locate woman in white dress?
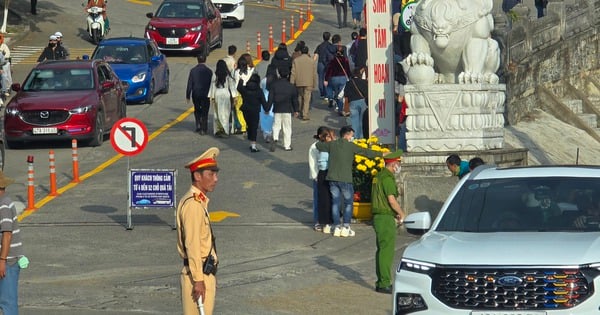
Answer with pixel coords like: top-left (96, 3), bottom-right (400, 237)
top-left (209, 60), bottom-right (237, 137)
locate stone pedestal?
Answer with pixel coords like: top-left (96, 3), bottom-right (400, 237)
top-left (404, 84), bottom-right (507, 152)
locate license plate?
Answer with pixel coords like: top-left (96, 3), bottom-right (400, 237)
top-left (471, 312), bottom-right (547, 315)
top-left (32, 127), bottom-right (58, 135)
top-left (166, 37), bottom-right (179, 45)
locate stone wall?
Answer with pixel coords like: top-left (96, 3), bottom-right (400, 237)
top-left (496, 0), bottom-right (600, 125)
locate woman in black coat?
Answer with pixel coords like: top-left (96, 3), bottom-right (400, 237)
top-left (238, 74), bottom-right (268, 152)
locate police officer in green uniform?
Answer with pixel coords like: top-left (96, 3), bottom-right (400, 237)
top-left (371, 149), bottom-right (405, 294)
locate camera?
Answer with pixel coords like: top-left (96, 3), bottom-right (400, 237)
top-left (202, 255), bottom-right (217, 275)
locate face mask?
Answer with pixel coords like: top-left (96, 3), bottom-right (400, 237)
top-left (49, 43), bottom-right (56, 47)
top-left (394, 164), bottom-right (402, 174)
top-left (348, 136), bottom-right (355, 142)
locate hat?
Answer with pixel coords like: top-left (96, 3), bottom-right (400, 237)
top-left (0, 171), bottom-right (15, 188)
top-left (185, 147), bottom-right (220, 172)
top-left (49, 35), bottom-right (58, 40)
top-left (384, 149), bottom-right (403, 164)
top-left (54, 31), bottom-right (63, 37)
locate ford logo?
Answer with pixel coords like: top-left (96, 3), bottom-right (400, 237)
top-left (497, 276), bottom-right (523, 286)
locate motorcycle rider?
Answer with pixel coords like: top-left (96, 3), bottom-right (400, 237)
top-left (0, 33), bottom-right (12, 98)
top-left (54, 31), bottom-right (70, 59)
top-left (84, 0), bottom-right (109, 34)
top-left (37, 35), bottom-right (68, 62)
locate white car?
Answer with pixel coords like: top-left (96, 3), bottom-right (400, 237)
top-left (394, 165), bottom-right (600, 314)
top-left (213, 0), bottom-right (244, 27)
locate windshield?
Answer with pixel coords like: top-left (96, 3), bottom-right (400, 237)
top-left (93, 45), bottom-right (148, 64)
top-left (23, 68), bottom-right (94, 91)
top-left (436, 177), bottom-right (600, 232)
top-left (156, 3), bottom-right (205, 18)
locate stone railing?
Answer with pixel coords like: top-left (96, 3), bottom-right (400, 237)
top-left (494, 0), bottom-right (600, 125)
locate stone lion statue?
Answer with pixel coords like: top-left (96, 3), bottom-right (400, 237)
top-left (406, 0), bottom-right (500, 84)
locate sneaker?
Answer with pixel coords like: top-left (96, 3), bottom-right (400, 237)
top-left (333, 227), bottom-right (342, 237)
top-left (270, 140), bottom-right (276, 152)
top-left (313, 224), bottom-right (322, 232)
top-left (323, 224), bottom-right (331, 234)
top-left (340, 226), bottom-right (355, 237)
top-left (284, 147), bottom-right (293, 151)
top-left (375, 286), bottom-right (393, 294)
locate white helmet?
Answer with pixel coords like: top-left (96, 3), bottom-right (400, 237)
top-left (54, 31), bottom-right (63, 38)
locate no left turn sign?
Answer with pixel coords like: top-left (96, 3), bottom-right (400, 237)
top-left (110, 118), bottom-right (149, 156)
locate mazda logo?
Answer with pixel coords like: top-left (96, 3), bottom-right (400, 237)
top-left (497, 276), bottom-right (523, 286)
top-left (40, 111), bottom-right (49, 119)
top-left (171, 29), bottom-right (176, 35)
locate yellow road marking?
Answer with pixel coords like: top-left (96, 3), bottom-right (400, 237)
top-left (128, 0), bottom-right (153, 5)
top-left (209, 211), bottom-right (240, 222)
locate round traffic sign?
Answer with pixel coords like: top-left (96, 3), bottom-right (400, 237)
top-left (110, 118), bottom-right (149, 156)
top-left (401, 1), bottom-right (418, 31)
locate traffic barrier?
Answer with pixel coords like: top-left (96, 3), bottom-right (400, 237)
top-left (257, 32), bottom-right (262, 59)
top-left (246, 39), bottom-right (250, 54)
top-left (299, 8), bottom-right (304, 30)
top-left (71, 139), bottom-right (80, 183)
top-left (268, 24), bottom-right (274, 51)
top-left (280, 0), bottom-right (284, 9)
top-left (48, 150), bottom-right (58, 196)
top-left (290, 15), bottom-right (295, 39)
top-left (26, 155), bottom-right (35, 211)
top-left (281, 19), bottom-right (286, 44)
top-left (307, 0), bottom-right (312, 18)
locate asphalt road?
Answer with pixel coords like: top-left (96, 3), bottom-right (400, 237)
top-left (2, 1), bottom-right (420, 314)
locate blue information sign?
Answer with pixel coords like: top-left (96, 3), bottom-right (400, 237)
top-left (129, 169), bottom-right (176, 208)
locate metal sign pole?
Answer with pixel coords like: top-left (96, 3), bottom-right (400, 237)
top-left (126, 157), bottom-right (133, 230)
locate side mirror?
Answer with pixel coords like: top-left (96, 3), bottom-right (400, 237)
top-left (146, 12), bottom-right (154, 18)
top-left (207, 13), bottom-right (216, 19)
top-left (151, 55), bottom-right (161, 62)
top-left (10, 83), bottom-right (20, 92)
top-left (403, 212), bottom-right (432, 236)
top-left (101, 81), bottom-right (115, 90)
top-left (121, 81), bottom-right (130, 90)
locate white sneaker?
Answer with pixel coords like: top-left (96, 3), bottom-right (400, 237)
top-left (333, 227), bottom-right (342, 237)
top-left (323, 224), bottom-right (331, 234)
top-left (340, 226), bottom-right (355, 237)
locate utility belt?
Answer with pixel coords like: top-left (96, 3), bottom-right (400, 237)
top-left (184, 255), bottom-right (218, 276)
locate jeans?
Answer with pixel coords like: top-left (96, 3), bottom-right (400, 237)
top-left (329, 76), bottom-right (347, 113)
top-left (317, 62), bottom-right (326, 97)
top-left (0, 262), bottom-right (20, 315)
top-left (349, 98), bottom-right (367, 139)
top-left (329, 181), bottom-right (354, 226)
top-left (398, 122), bottom-right (407, 151)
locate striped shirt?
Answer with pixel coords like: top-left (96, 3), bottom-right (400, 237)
top-left (0, 196), bottom-right (22, 264)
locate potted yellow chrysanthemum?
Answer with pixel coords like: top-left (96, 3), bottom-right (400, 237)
top-left (352, 136), bottom-right (389, 220)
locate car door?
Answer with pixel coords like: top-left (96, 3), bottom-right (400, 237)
top-left (148, 42), bottom-right (166, 90)
top-left (97, 64), bottom-right (119, 126)
top-left (205, 0), bottom-right (221, 45)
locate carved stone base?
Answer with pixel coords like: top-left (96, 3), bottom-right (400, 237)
top-left (404, 84), bottom-right (507, 152)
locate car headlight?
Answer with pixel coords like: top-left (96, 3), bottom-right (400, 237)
top-left (5, 106), bottom-right (19, 116)
top-left (146, 24), bottom-right (157, 31)
top-left (398, 259), bottom-right (435, 275)
top-left (69, 105), bottom-right (93, 114)
top-left (233, 1), bottom-right (243, 9)
top-left (190, 25), bottom-right (202, 32)
top-left (131, 72), bottom-right (147, 83)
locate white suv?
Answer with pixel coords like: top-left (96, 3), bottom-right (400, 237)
top-left (213, 0), bottom-right (244, 27)
top-left (394, 165), bottom-right (600, 314)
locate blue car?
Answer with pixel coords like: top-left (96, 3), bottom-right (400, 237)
top-left (91, 37), bottom-right (169, 104)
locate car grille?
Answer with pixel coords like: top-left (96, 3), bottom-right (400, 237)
top-left (432, 267), bottom-right (594, 310)
top-left (157, 28), bottom-right (188, 38)
top-left (215, 3), bottom-right (235, 13)
top-left (21, 110), bottom-right (69, 126)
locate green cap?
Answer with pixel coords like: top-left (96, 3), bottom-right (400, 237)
top-left (384, 149), bottom-right (403, 163)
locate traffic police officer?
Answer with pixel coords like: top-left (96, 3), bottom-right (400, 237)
top-left (177, 147), bottom-right (220, 314)
top-left (371, 149), bottom-right (405, 294)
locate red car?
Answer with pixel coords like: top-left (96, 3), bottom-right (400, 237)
top-left (145, 0), bottom-right (223, 56)
top-left (4, 60), bottom-right (127, 148)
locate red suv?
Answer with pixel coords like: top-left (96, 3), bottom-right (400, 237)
top-left (145, 0), bottom-right (223, 56)
top-left (4, 60), bottom-right (127, 148)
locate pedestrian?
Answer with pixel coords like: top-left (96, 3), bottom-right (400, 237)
top-left (259, 64), bottom-right (277, 143)
top-left (270, 43), bottom-right (292, 76)
top-left (316, 128), bottom-right (337, 233)
top-left (354, 28), bottom-right (368, 71)
top-left (534, 0), bottom-right (548, 18)
top-left (291, 41), bottom-right (306, 60)
top-left (316, 126), bottom-right (386, 237)
top-left (469, 157), bottom-right (485, 171)
top-left (237, 74), bottom-right (267, 153)
top-left (347, 31), bottom-right (359, 68)
top-left (255, 50), bottom-right (270, 80)
top-left (290, 45), bottom-right (317, 121)
top-left (222, 45), bottom-right (237, 73)
top-left (0, 34), bottom-right (12, 98)
top-left (30, 0), bottom-right (37, 15)
top-left (208, 60), bottom-right (236, 137)
top-left (309, 126), bottom-right (332, 232)
top-left (37, 35), bottom-right (68, 62)
top-left (84, 0), bottom-right (110, 33)
top-left (324, 48), bottom-right (351, 115)
top-left (446, 154), bottom-right (470, 179)
top-left (177, 148), bottom-right (220, 315)
top-left (313, 32), bottom-right (336, 100)
top-left (331, 0), bottom-right (348, 28)
top-left (186, 54), bottom-right (213, 135)
top-left (54, 32), bottom-right (70, 59)
top-left (371, 149), bottom-right (405, 294)
top-left (232, 55), bottom-right (254, 134)
top-left (331, 34), bottom-right (348, 57)
top-left (343, 67), bottom-right (368, 138)
top-left (0, 171), bottom-right (27, 315)
top-left (395, 63), bottom-right (408, 151)
top-left (267, 67), bottom-right (299, 152)
top-left (349, 0), bottom-right (364, 29)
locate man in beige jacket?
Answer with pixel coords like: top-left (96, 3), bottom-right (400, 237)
top-left (290, 46), bottom-right (318, 121)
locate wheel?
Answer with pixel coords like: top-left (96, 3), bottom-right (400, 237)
top-left (145, 80), bottom-right (154, 104)
top-left (216, 30), bottom-right (223, 49)
top-left (119, 98), bottom-right (127, 118)
top-left (89, 113), bottom-right (104, 147)
top-left (234, 21), bottom-right (242, 28)
top-left (5, 140), bottom-right (22, 150)
top-left (161, 70), bottom-right (170, 94)
top-left (92, 28), bottom-right (101, 45)
top-left (0, 141), bottom-right (5, 170)
top-left (201, 39), bottom-right (210, 58)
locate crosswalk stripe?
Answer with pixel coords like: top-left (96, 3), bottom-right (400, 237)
top-left (10, 46), bottom-right (95, 65)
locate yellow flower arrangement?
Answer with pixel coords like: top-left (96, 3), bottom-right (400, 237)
top-left (352, 136), bottom-right (390, 202)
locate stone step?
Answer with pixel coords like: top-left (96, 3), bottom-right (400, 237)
top-left (579, 113), bottom-right (598, 128)
top-left (564, 99), bottom-right (583, 114)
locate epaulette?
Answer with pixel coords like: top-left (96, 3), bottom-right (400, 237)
top-left (194, 192), bottom-right (207, 203)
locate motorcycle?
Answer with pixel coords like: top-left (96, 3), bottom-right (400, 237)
top-left (85, 6), bottom-right (106, 44)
